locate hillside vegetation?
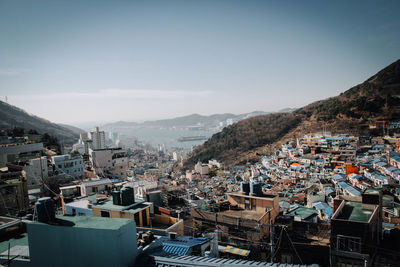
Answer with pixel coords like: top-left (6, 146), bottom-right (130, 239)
top-left (0, 101), bottom-right (79, 144)
top-left (185, 113), bottom-right (302, 166)
top-left (185, 59), bottom-right (400, 166)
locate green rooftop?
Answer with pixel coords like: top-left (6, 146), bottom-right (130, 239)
top-left (287, 206), bottom-right (318, 219)
top-left (0, 234), bottom-right (28, 254)
top-left (336, 201), bottom-right (374, 223)
top-left (30, 215), bottom-right (133, 230)
top-left (92, 199), bottom-right (144, 211)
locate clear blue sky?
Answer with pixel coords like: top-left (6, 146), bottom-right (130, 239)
top-left (0, 0), bottom-right (399, 125)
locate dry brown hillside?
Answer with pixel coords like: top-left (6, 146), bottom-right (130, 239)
top-left (184, 59), bottom-right (400, 167)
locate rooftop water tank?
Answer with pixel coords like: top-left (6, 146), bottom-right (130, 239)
top-left (35, 197), bottom-right (55, 223)
top-left (121, 186), bottom-right (135, 206)
top-left (112, 190), bottom-right (121, 205)
top-left (250, 182), bottom-right (262, 196)
top-left (240, 181), bottom-right (250, 195)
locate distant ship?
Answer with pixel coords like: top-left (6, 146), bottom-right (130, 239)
top-left (177, 136), bottom-right (207, 142)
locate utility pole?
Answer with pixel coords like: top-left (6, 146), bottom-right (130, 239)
top-left (39, 156), bottom-right (45, 196)
top-left (270, 219), bottom-right (274, 263)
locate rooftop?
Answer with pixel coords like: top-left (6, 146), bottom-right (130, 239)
top-left (335, 201), bottom-right (374, 223)
top-left (227, 192), bottom-right (277, 200)
top-left (30, 215), bottom-right (133, 230)
top-left (92, 199), bottom-right (145, 212)
top-left (0, 234), bottom-right (28, 255)
top-left (287, 206), bottom-right (318, 220)
top-left (82, 178), bottom-right (112, 187)
top-left (219, 210), bottom-right (266, 221)
top-left (151, 254), bottom-right (319, 267)
top-left (161, 236), bottom-right (210, 249)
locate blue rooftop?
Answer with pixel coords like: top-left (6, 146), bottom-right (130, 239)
top-left (312, 201), bottom-right (333, 217)
top-left (324, 187), bottom-right (335, 195)
top-left (338, 181), bottom-right (361, 196)
top-left (161, 236), bottom-right (211, 256)
top-left (332, 174), bottom-right (345, 181)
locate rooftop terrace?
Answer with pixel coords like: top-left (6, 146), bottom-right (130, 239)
top-left (30, 215), bottom-right (133, 230)
top-left (335, 201), bottom-right (374, 223)
top-left (92, 199), bottom-right (145, 211)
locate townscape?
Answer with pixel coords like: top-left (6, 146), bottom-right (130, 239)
top-left (1, 1), bottom-right (400, 267)
top-left (1, 122), bottom-right (400, 266)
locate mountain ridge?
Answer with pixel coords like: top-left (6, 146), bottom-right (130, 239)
top-left (184, 59), bottom-right (400, 166)
top-left (0, 101), bottom-right (79, 144)
top-left (101, 111), bottom-right (271, 130)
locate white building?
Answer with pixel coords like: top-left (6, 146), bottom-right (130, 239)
top-left (0, 142), bottom-right (43, 167)
top-left (89, 148), bottom-right (128, 179)
top-left (72, 143), bottom-right (85, 155)
top-left (88, 126), bottom-right (106, 150)
top-left (52, 154), bottom-right (84, 178)
top-left (75, 133), bottom-right (93, 155)
top-left (195, 162), bottom-right (209, 176)
top-left (81, 178), bottom-right (112, 195)
top-left (23, 156), bottom-right (48, 188)
top-left (109, 132), bottom-right (118, 146)
top-left (172, 152), bottom-right (178, 161)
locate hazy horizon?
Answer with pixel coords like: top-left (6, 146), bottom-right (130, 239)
top-left (1, 0), bottom-right (399, 125)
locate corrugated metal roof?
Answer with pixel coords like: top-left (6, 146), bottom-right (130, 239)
top-left (163, 245), bottom-right (190, 255)
top-left (153, 254), bottom-right (319, 267)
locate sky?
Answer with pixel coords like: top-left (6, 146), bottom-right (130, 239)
top-left (0, 0), bottom-right (399, 126)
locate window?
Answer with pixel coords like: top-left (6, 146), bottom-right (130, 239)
top-left (100, 211), bottom-right (110, 217)
top-left (337, 235), bottom-right (361, 253)
top-left (245, 199), bottom-right (250, 210)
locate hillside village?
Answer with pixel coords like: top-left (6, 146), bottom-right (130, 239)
top-left (1, 59), bottom-right (400, 267)
top-left (1, 121), bottom-right (400, 266)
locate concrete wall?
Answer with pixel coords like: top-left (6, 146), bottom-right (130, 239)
top-left (24, 157), bottom-right (48, 187)
top-left (27, 218), bottom-right (137, 267)
top-left (112, 157), bottom-right (128, 179)
top-left (65, 203), bottom-right (94, 217)
top-left (90, 150), bottom-right (113, 170)
top-left (227, 194), bottom-right (279, 219)
top-left (52, 155), bottom-right (84, 178)
top-left (92, 206), bottom-right (150, 226)
top-left (165, 218), bottom-right (184, 236)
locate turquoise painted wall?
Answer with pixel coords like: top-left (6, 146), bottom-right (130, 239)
top-left (27, 217), bottom-right (137, 267)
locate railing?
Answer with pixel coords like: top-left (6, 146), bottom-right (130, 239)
top-left (192, 208), bottom-right (261, 228)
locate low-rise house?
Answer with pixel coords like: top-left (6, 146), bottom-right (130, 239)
top-left (52, 154), bottom-right (84, 178)
top-left (23, 156), bottom-right (48, 188)
top-left (81, 178), bottom-right (112, 195)
top-left (286, 206), bottom-right (319, 223)
top-left (0, 165), bottom-right (29, 216)
top-left (158, 234), bottom-right (212, 256)
top-left (330, 189), bottom-right (382, 267)
top-left (312, 201), bottom-right (333, 220)
top-left (337, 182), bottom-right (361, 197)
top-left (331, 173), bottom-right (346, 184)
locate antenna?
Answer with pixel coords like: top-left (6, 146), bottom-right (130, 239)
top-left (5, 96), bottom-right (8, 103)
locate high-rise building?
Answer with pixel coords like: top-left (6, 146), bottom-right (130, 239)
top-left (89, 126), bottom-right (105, 150)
